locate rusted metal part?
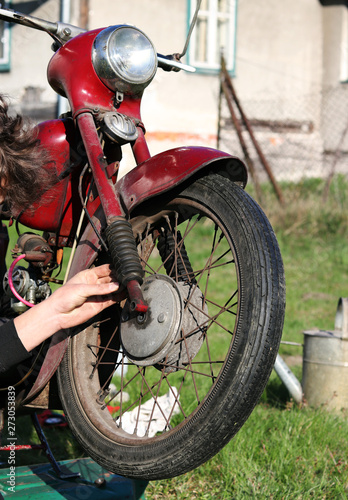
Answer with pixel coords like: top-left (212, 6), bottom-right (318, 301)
top-left (126, 280), bottom-right (148, 313)
top-left (77, 112), bottom-right (124, 222)
top-left (106, 160), bottom-right (120, 180)
top-left (221, 78), bottom-right (263, 203)
top-left (14, 233), bottom-right (53, 267)
top-left (20, 252), bottom-right (47, 263)
top-left (220, 56), bottom-right (284, 205)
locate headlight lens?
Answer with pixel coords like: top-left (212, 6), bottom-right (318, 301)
top-left (92, 26), bottom-right (157, 95)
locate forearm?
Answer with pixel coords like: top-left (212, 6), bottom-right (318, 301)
top-left (13, 296), bottom-right (62, 352)
top-left (0, 320), bottom-right (32, 372)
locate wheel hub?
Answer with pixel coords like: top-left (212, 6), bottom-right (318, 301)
top-left (120, 275), bottom-right (183, 366)
top-left (120, 274), bottom-right (207, 370)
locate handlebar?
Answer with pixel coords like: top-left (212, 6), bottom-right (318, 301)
top-left (0, 6), bottom-right (196, 73)
top-left (157, 54), bottom-right (196, 73)
top-left (0, 6), bottom-right (85, 44)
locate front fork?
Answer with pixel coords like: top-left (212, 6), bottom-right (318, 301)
top-left (76, 111), bottom-right (148, 313)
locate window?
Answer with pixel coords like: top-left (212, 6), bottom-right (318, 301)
top-left (188, 0), bottom-right (237, 74)
top-left (0, 2), bottom-right (11, 71)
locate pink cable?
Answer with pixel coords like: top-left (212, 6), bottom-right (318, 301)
top-left (8, 254), bottom-right (34, 308)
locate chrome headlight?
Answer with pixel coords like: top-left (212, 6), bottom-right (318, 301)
top-left (92, 26), bottom-right (157, 95)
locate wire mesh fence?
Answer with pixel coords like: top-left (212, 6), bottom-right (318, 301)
top-left (218, 82), bottom-right (348, 185)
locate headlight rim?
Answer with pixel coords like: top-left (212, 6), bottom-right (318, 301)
top-left (92, 25), bottom-right (158, 95)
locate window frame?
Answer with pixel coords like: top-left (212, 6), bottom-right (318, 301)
top-left (0, 1), bottom-right (11, 72)
top-left (187, 0), bottom-right (237, 75)
top-left (340, 7), bottom-right (348, 82)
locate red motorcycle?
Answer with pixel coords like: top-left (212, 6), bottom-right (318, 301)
top-left (0, 5), bottom-right (285, 480)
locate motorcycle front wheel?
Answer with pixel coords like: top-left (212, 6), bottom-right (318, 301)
top-left (57, 174), bottom-right (285, 480)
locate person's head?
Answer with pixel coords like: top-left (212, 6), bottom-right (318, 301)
top-left (0, 95), bottom-right (57, 214)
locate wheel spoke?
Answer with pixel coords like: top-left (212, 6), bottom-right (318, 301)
top-left (115, 208), bottom-right (239, 424)
top-left (72, 194), bottom-right (240, 439)
top-left (57, 176), bottom-right (285, 480)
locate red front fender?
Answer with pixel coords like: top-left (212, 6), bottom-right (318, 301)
top-left (117, 146), bottom-right (247, 214)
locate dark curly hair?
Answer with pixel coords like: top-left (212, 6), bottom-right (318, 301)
top-left (0, 95), bottom-right (57, 215)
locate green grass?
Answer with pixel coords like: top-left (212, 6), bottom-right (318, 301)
top-left (147, 401), bottom-right (348, 499)
top-left (1, 176), bottom-right (348, 498)
top-left (260, 176), bottom-right (348, 358)
top-left (147, 177), bottom-right (348, 498)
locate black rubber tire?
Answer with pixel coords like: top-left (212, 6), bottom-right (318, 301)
top-left (57, 175), bottom-right (285, 480)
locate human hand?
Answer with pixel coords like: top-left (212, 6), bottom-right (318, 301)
top-left (49, 264), bottom-right (119, 330)
top-left (14, 264), bottom-right (120, 353)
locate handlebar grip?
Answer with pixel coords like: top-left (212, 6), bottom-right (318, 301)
top-left (157, 54), bottom-right (196, 73)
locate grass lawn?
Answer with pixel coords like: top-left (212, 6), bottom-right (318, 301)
top-left (146, 177), bottom-right (348, 499)
top-left (1, 176), bottom-right (348, 498)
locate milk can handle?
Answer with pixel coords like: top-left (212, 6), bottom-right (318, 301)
top-left (334, 297), bottom-right (348, 340)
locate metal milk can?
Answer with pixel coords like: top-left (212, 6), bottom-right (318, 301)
top-left (302, 297), bottom-right (348, 410)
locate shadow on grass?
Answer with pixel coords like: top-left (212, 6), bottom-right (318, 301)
top-left (261, 365), bottom-right (302, 409)
top-left (261, 378), bottom-right (292, 408)
top-left (0, 414), bottom-right (86, 468)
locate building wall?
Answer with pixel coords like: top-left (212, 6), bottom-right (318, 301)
top-left (1, 0), bottom-right (60, 118)
top-left (1, 1), bottom-right (347, 178)
top-left (236, 0), bottom-right (323, 122)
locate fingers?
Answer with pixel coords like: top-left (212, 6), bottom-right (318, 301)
top-left (76, 281), bottom-right (119, 300)
top-left (85, 294), bottom-right (118, 308)
top-left (68, 264), bottom-right (117, 286)
top-left (89, 264), bottom-right (113, 278)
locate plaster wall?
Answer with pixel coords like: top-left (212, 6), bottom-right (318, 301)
top-left (1, 0), bottom-right (59, 113)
